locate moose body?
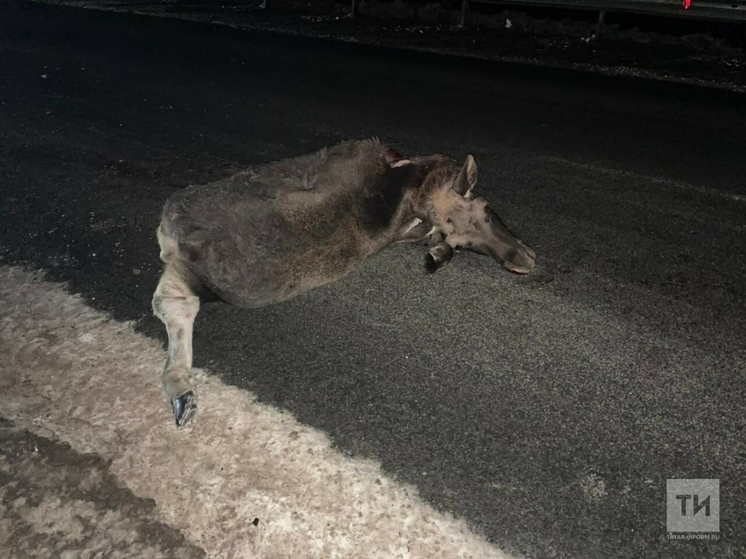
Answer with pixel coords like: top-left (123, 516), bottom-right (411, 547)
top-left (154, 139), bottom-right (535, 427)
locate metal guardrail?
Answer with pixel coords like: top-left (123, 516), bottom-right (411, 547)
top-left (350, 0), bottom-right (746, 24)
top-left (477, 0), bottom-right (746, 22)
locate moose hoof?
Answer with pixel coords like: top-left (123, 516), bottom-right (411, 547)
top-left (425, 241), bottom-right (454, 274)
top-left (425, 253), bottom-right (438, 274)
top-left (172, 390), bottom-right (197, 429)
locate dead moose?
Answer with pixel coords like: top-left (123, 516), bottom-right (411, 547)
top-left (153, 139), bottom-right (536, 428)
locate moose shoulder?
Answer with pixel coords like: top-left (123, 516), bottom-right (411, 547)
top-left (153, 139), bottom-right (536, 428)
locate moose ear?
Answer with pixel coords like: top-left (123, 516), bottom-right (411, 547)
top-left (384, 148), bottom-right (402, 164)
top-left (385, 148), bottom-right (412, 168)
top-left (453, 154), bottom-right (478, 199)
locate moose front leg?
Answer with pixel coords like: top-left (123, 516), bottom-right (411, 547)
top-left (152, 265), bottom-right (200, 428)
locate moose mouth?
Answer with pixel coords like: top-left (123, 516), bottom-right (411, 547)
top-left (487, 239), bottom-right (536, 274)
top-left (480, 207), bottom-right (536, 274)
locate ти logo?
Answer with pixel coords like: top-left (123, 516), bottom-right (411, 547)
top-left (675, 493), bottom-right (711, 517)
top-left (667, 479), bottom-right (720, 534)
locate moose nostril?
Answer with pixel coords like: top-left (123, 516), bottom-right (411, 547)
top-left (517, 240), bottom-right (536, 261)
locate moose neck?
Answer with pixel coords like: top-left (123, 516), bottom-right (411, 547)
top-left (352, 163), bottom-right (424, 248)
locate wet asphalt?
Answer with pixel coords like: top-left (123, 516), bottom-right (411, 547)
top-left (1, 2), bottom-right (745, 558)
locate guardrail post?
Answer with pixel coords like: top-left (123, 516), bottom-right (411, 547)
top-left (460, 0), bottom-right (470, 27)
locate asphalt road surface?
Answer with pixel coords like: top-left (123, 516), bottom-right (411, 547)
top-left (1, 2), bottom-right (745, 558)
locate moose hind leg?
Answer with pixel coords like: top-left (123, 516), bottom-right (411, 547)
top-left (153, 265), bottom-right (200, 428)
